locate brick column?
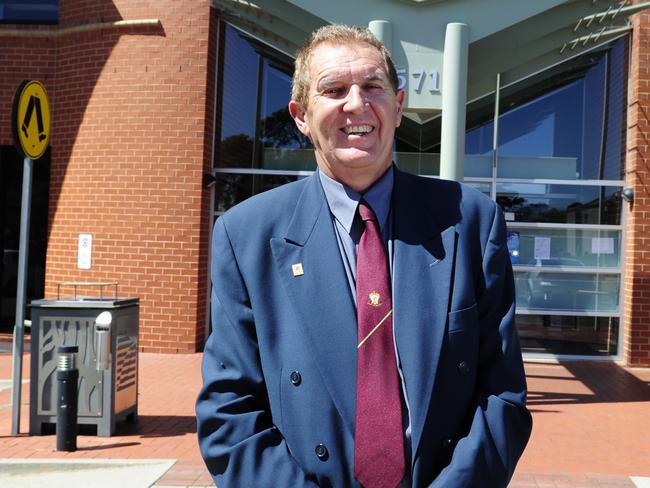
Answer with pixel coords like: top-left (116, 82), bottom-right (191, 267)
top-left (43, 0), bottom-right (215, 353)
top-left (624, 12), bottom-right (650, 366)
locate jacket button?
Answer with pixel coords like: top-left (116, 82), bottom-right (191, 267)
top-left (458, 361), bottom-right (470, 375)
top-left (315, 443), bottom-right (329, 461)
top-left (290, 371), bottom-right (302, 386)
top-left (442, 438), bottom-right (454, 449)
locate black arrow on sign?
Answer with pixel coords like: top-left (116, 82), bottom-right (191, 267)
top-left (21, 95), bottom-right (47, 142)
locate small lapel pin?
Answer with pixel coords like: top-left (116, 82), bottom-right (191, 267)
top-left (292, 263), bottom-right (304, 276)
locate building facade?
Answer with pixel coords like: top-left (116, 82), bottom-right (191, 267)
top-left (1, 0), bottom-right (649, 365)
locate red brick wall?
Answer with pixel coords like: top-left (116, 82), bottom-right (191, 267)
top-left (59, 0), bottom-right (123, 25)
top-left (0, 0), bottom-right (216, 352)
top-left (625, 13), bottom-right (650, 366)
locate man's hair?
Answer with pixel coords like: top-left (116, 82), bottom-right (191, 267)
top-left (291, 24), bottom-right (399, 107)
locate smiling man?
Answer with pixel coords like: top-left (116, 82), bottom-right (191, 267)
top-left (197, 25), bottom-right (532, 488)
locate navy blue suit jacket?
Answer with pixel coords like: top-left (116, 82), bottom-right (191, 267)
top-left (196, 168), bottom-right (532, 487)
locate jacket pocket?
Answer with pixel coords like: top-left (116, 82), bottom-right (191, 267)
top-left (447, 302), bottom-right (478, 333)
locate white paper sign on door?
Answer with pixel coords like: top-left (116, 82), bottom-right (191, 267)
top-left (534, 237), bottom-right (551, 260)
top-left (591, 237), bottom-right (614, 254)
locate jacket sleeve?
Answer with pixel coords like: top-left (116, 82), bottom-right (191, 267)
top-left (429, 203), bottom-right (533, 488)
top-left (196, 217), bottom-right (320, 487)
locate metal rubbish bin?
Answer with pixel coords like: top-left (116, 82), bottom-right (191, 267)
top-left (29, 283), bottom-right (139, 437)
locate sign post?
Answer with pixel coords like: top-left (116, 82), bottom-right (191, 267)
top-left (10, 80), bottom-right (51, 435)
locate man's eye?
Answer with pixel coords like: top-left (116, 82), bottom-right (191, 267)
top-left (324, 87), bottom-right (343, 95)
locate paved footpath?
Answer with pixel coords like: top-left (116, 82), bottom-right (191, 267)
top-left (1, 348), bottom-right (649, 487)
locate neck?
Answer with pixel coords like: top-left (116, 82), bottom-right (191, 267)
top-left (318, 163), bottom-right (392, 193)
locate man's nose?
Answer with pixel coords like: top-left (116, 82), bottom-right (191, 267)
top-left (343, 85), bottom-right (365, 113)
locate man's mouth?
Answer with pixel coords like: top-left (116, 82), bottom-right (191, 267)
top-left (343, 125), bottom-right (374, 136)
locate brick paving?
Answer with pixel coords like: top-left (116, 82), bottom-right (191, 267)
top-left (0, 350), bottom-right (211, 486)
top-left (510, 361), bottom-right (650, 487)
top-left (1, 349), bottom-right (649, 487)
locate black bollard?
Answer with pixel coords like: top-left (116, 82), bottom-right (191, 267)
top-left (56, 345), bottom-right (78, 452)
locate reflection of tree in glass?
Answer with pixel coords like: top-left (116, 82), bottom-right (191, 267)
top-left (497, 195), bottom-right (525, 209)
top-left (601, 192), bottom-right (621, 225)
top-left (521, 203), bottom-right (565, 222)
top-left (497, 195), bottom-right (565, 222)
top-left (219, 134), bottom-right (254, 167)
top-left (216, 173), bottom-right (299, 213)
top-left (216, 173), bottom-right (252, 213)
top-left (219, 108), bottom-right (311, 168)
top-left (261, 108), bottom-right (312, 149)
top-left (497, 195), bottom-right (526, 216)
top-left (498, 187), bottom-right (622, 225)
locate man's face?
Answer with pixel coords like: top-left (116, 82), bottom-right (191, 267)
top-left (289, 42), bottom-right (404, 191)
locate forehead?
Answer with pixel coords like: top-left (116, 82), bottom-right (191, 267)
top-left (307, 42), bottom-right (387, 86)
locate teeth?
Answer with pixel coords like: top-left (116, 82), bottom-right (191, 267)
top-left (344, 125), bottom-right (373, 135)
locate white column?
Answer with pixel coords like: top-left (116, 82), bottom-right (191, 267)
top-left (440, 22), bottom-right (469, 182)
top-left (368, 20), bottom-right (392, 52)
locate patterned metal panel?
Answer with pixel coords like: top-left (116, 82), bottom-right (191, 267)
top-left (36, 316), bottom-right (103, 417)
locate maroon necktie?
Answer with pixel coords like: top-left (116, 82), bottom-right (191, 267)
top-left (354, 200), bottom-right (405, 488)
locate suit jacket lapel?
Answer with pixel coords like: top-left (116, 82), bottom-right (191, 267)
top-left (270, 173), bottom-right (358, 435)
top-left (392, 169), bottom-right (457, 461)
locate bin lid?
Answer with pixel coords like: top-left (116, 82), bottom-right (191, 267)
top-left (29, 297), bottom-right (139, 309)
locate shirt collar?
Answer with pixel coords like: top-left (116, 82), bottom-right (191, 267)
top-left (318, 166), bottom-right (394, 233)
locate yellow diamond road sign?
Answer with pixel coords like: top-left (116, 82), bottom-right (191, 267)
top-left (12, 80), bottom-right (51, 160)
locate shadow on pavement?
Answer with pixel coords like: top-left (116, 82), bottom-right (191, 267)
top-left (77, 441), bottom-right (142, 451)
top-left (526, 361), bottom-right (650, 407)
top-left (115, 415), bottom-right (197, 438)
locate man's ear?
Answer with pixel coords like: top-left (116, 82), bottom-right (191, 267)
top-left (395, 90), bottom-right (405, 128)
top-left (289, 100), bottom-right (311, 137)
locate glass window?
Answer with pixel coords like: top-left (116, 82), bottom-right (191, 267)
top-left (394, 115), bottom-right (441, 176)
top-left (507, 228), bottom-right (621, 268)
top-left (498, 81), bottom-right (585, 179)
top-left (215, 23), bottom-right (315, 214)
top-left (260, 60), bottom-right (313, 171)
top-left (0, 0), bottom-right (58, 24)
top-left (600, 39), bottom-right (628, 181)
top-left (215, 173), bottom-right (301, 213)
top-left (497, 183), bottom-right (621, 225)
top-left (464, 92), bottom-right (496, 178)
top-left (496, 38), bottom-right (628, 357)
top-left (496, 38), bottom-right (627, 181)
top-left (217, 24), bottom-right (315, 173)
top-left (394, 151), bottom-right (439, 176)
top-left (515, 271), bottom-right (619, 313)
top-left (517, 315), bottom-right (618, 356)
top-left (218, 25), bottom-right (260, 168)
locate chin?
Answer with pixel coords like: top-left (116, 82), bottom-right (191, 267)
top-left (335, 148), bottom-right (380, 166)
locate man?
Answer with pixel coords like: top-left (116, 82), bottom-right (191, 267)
top-left (196, 24), bottom-right (532, 487)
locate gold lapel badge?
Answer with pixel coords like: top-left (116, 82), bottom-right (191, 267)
top-left (368, 291), bottom-right (382, 307)
top-left (292, 263), bottom-right (304, 277)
